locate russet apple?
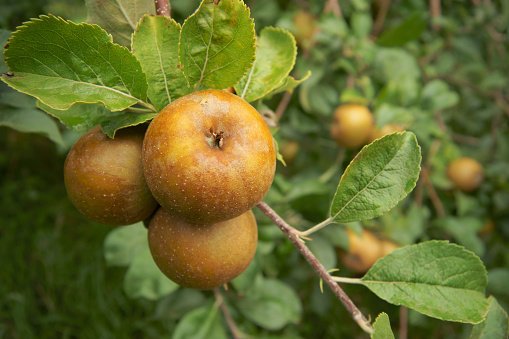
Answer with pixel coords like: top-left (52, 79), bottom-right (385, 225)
top-left (64, 126), bottom-right (158, 225)
top-left (148, 208), bottom-right (258, 289)
top-left (142, 90), bottom-right (276, 224)
top-left (330, 104), bottom-right (374, 149)
top-left (447, 157), bottom-right (484, 192)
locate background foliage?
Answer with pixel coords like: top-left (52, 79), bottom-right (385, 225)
top-left (1, 0), bottom-right (509, 338)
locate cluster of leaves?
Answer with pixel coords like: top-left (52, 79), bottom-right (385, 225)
top-left (1, 0), bottom-right (509, 338)
top-left (1, 0), bottom-right (306, 138)
top-left (266, 0), bottom-right (509, 337)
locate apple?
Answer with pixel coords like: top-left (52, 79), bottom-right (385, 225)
top-left (64, 126), bottom-right (158, 225)
top-left (280, 140), bottom-right (300, 164)
top-left (148, 208), bottom-right (258, 289)
top-left (330, 104), bottom-right (374, 149)
top-left (447, 157), bottom-right (484, 192)
top-left (293, 10), bottom-right (317, 49)
top-left (368, 124), bottom-right (404, 142)
top-left (340, 229), bottom-right (399, 273)
top-left (143, 90), bottom-right (276, 224)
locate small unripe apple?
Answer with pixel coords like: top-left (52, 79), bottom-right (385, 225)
top-left (143, 90), bottom-right (276, 224)
top-left (330, 104), bottom-right (374, 149)
top-left (447, 157), bottom-right (484, 192)
top-left (340, 229), bottom-right (383, 273)
top-left (293, 10), bottom-right (317, 49)
top-left (368, 124), bottom-right (404, 142)
top-left (148, 208), bottom-right (258, 289)
top-left (64, 126), bottom-right (158, 225)
top-left (380, 239), bottom-right (399, 257)
top-left (280, 140), bottom-right (300, 164)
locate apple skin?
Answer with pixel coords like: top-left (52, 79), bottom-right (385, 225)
top-left (293, 10), bottom-right (317, 49)
top-left (64, 126), bottom-right (158, 225)
top-left (148, 208), bottom-right (258, 289)
top-left (368, 124), bottom-right (404, 142)
top-left (330, 104), bottom-right (374, 149)
top-left (447, 157), bottom-right (484, 192)
top-left (143, 90), bottom-right (276, 224)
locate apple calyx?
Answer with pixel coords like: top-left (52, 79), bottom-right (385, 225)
top-left (207, 128), bottom-right (224, 149)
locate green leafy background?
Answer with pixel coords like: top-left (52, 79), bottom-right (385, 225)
top-left (1, 0), bottom-right (509, 338)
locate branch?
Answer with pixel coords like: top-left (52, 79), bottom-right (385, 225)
top-left (323, 0), bottom-right (342, 17)
top-left (429, 0), bottom-right (441, 31)
top-left (213, 288), bottom-right (243, 339)
top-left (256, 202), bottom-right (374, 334)
top-left (399, 306), bottom-right (408, 339)
top-left (422, 168), bottom-right (446, 218)
top-left (155, 0), bottom-right (171, 17)
top-left (275, 91), bottom-right (293, 121)
top-left (372, 0), bottom-right (391, 38)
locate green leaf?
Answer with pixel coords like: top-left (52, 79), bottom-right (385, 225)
top-left (2, 15), bottom-right (148, 112)
top-left (267, 71), bottom-right (311, 97)
top-left (173, 304), bottom-right (227, 339)
top-left (488, 269), bottom-right (509, 298)
top-left (439, 217), bottom-right (485, 256)
top-left (374, 48), bottom-right (420, 82)
top-left (85, 0), bottom-right (155, 46)
top-left (132, 15), bottom-right (191, 110)
top-left (104, 223), bottom-right (178, 300)
top-left (179, 0), bottom-right (255, 90)
top-left (0, 107), bottom-right (64, 145)
top-left (237, 277), bottom-right (302, 330)
top-left (235, 27), bottom-right (296, 102)
top-left (470, 297), bottom-right (509, 339)
top-left (308, 236), bottom-right (337, 270)
top-left (123, 237), bottom-right (178, 300)
top-left (0, 29), bottom-right (9, 73)
top-left (100, 111), bottom-right (155, 138)
top-left (371, 313), bottom-right (395, 339)
top-left (103, 222), bottom-right (147, 267)
top-left (330, 132), bottom-right (421, 223)
top-left (377, 13), bottom-right (426, 47)
top-left (38, 102), bottom-right (155, 138)
top-left (351, 12), bottom-right (372, 38)
top-left (421, 80), bottom-right (459, 111)
top-left (362, 241), bottom-right (489, 324)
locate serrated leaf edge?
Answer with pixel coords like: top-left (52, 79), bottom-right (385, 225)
top-left (3, 15), bottom-right (150, 111)
top-left (330, 131), bottom-right (422, 222)
top-left (178, 0), bottom-right (256, 90)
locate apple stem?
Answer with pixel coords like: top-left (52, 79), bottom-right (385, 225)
top-left (256, 202), bottom-right (374, 335)
top-left (213, 288), bottom-right (243, 339)
top-left (331, 276), bottom-right (363, 285)
top-left (300, 217), bottom-right (334, 237)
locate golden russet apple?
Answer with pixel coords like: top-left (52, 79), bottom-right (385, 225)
top-left (148, 208), bottom-right (258, 289)
top-left (64, 126), bottom-right (158, 225)
top-left (142, 90), bottom-right (276, 224)
top-left (340, 229), bottom-right (399, 273)
top-left (447, 157), bottom-right (484, 192)
top-left (330, 104), bottom-right (374, 149)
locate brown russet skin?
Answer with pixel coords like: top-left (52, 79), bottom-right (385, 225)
top-left (330, 104), bottom-right (374, 149)
top-left (340, 229), bottom-right (399, 273)
top-left (447, 157), bottom-right (484, 192)
top-left (148, 208), bottom-right (258, 289)
top-left (143, 90), bottom-right (276, 224)
top-left (64, 126), bottom-right (158, 225)
top-left (368, 124), bottom-right (404, 142)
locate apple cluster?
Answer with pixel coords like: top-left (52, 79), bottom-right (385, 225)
top-left (64, 90), bottom-right (277, 289)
